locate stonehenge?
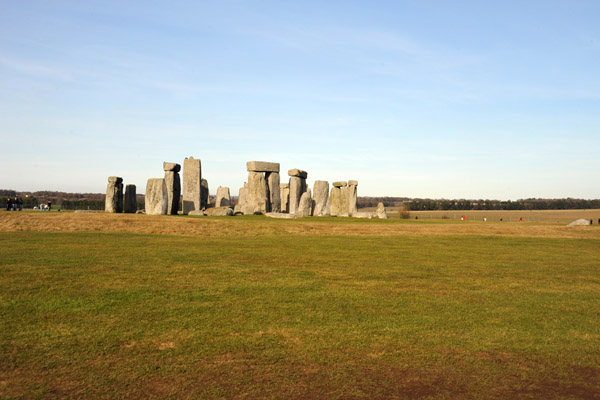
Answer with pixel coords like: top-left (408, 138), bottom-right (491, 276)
top-left (182, 156), bottom-right (202, 215)
top-left (215, 186), bottom-right (231, 207)
top-left (105, 176), bottom-right (123, 213)
top-left (124, 184), bottom-right (137, 213)
top-left (376, 202), bottom-right (388, 219)
top-left (105, 156), bottom-right (368, 219)
top-left (163, 162), bottom-right (181, 215)
top-left (288, 168), bottom-right (307, 215)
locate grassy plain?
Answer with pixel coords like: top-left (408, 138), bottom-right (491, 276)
top-left (1, 211), bottom-right (599, 399)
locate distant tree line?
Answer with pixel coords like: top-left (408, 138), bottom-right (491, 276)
top-left (406, 198), bottom-right (600, 211)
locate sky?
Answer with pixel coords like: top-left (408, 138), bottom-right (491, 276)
top-left (1, 1), bottom-right (599, 200)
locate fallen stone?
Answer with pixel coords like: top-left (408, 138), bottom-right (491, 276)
top-left (204, 207), bottom-right (233, 216)
top-left (136, 210), bottom-right (145, 214)
top-left (567, 219), bottom-right (590, 226)
top-left (353, 212), bottom-right (374, 219)
top-left (182, 156), bottom-right (202, 215)
top-left (163, 162), bottom-right (181, 172)
top-left (145, 178), bottom-right (168, 215)
top-left (105, 176), bottom-right (123, 213)
top-left (288, 168), bottom-right (308, 179)
top-left (124, 184), bottom-right (137, 213)
top-left (312, 180), bottom-right (329, 217)
top-left (332, 181), bottom-right (347, 188)
top-left (376, 202), bottom-right (388, 219)
top-left (246, 161), bottom-right (280, 172)
top-left (188, 210), bottom-right (205, 216)
top-left (215, 186), bottom-right (231, 207)
top-left (266, 212), bottom-right (297, 219)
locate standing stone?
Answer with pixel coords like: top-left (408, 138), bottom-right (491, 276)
top-left (339, 186), bottom-right (350, 217)
top-left (182, 156), bottom-right (202, 215)
top-left (347, 180), bottom-right (358, 215)
top-left (145, 178), bottom-right (168, 215)
top-left (247, 171), bottom-right (269, 214)
top-left (105, 176), bottom-right (123, 213)
top-left (234, 186), bottom-right (249, 215)
top-left (266, 172), bottom-right (281, 212)
top-left (124, 184), bottom-right (137, 213)
top-left (288, 169), bottom-right (307, 215)
top-left (296, 189), bottom-right (312, 218)
top-left (201, 179), bottom-right (209, 209)
top-left (312, 181), bottom-right (329, 217)
top-left (215, 186), bottom-right (231, 207)
top-left (376, 202), bottom-right (388, 219)
top-left (163, 162), bottom-right (181, 215)
top-left (329, 186), bottom-right (342, 216)
top-left (280, 183), bottom-right (290, 213)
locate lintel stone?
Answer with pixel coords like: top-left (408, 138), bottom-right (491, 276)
top-left (348, 180), bottom-right (358, 186)
top-left (246, 161), bottom-right (280, 172)
top-left (332, 181), bottom-right (347, 187)
top-left (163, 162), bottom-right (181, 172)
top-left (288, 168), bottom-right (307, 179)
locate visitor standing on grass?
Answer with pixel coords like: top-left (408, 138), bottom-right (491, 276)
top-left (13, 197), bottom-right (18, 211)
top-left (47, 200), bottom-right (52, 211)
top-left (17, 197), bottom-right (23, 211)
top-left (6, 197), bottom-right (11, 211)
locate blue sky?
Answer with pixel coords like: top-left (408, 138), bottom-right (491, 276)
top-left (1, 1), bottom-right (599, 199)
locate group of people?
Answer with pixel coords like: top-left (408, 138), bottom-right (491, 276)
top-left (5, 197), bottom-right (23, 211)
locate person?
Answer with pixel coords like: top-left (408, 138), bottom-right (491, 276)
top-left (598, 218), bottom-right (600, 225)
top-left (483, 217), bottom-right (487, 222)
top-left (499, 218), bottom-right (503, 222)
top-left (6, 197), bottom-right (12, 211)
top-left (519, 217), bottom-right (523, 222)
top-left (17, 197), bottom-right (23, 211)
top-left (47, 200), bottom-right (52, 211)
top-left (13, 197), bottom-right (18, 211)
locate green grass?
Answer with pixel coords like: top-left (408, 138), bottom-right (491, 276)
top-left (1, 231), bottom-right (599, 398)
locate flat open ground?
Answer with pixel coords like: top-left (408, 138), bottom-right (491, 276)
top-left (1, 211), bottom-right (599, 399)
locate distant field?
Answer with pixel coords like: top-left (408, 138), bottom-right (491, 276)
top-left (366, 207), bottom-right (600, 224)
top-left (1, 212), bottom-right (599, 398)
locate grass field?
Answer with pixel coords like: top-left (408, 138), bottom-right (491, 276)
top-left (1, 211), bottom-right (599, 399)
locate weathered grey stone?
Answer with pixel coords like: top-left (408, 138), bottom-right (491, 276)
top-left (163, 162), bottom-right (181, 172)
top-left (567, 219), bottom-right (590, 226)
top-left (188, 210), bottom-right (205, 216)
top-left (329, 186), bottom-right (342, 216)
top-left (265, 212), bottom-right (297, 219)
top-left (347, 181), bottom-right (358, 215)
top-left (288, 168), bottom-right (308, 179)
top-left (312, 180), bottom-right (329, 217)
top-left (182, 157), bottom-right (202, 215)
top-left (201, 179), bottom-right (209, 209)
top-left (105, 176), bottom-right (123, 213)
top-left (145, 178), bottom-right (168, 215)
top-left (339, 186), bottom-right (350, 217)
top-left (246, 161), bottom-right (280, 172)
top-left (164, 166), bottom-right (181, 215)
top-left (280, 183), bottom-right (290, 213)
top-left (204, 207), bottom-right (233, 217)
top-left (124, 184), bottom-right (137, 213)
top-left (136, 210), bottom-right (145, 214)
top-left (234, 186), bottom-right (249, 215)
top-left (266, 172), bottom-right (281, 213)
top-left (376, 202), bottom-right (388, 219)
top-left (215, 186), bottom-right (231, 207)
top-left (353, 212), bottom-right (374, 219)
top-left (332, 181), bottom-right (347, 188)
top-left (247, 171), bottom-right (269, 214)
top-left (288, 176), bottom-right (306, 215)
top-left (296, 189), bottom-right (312, 218)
